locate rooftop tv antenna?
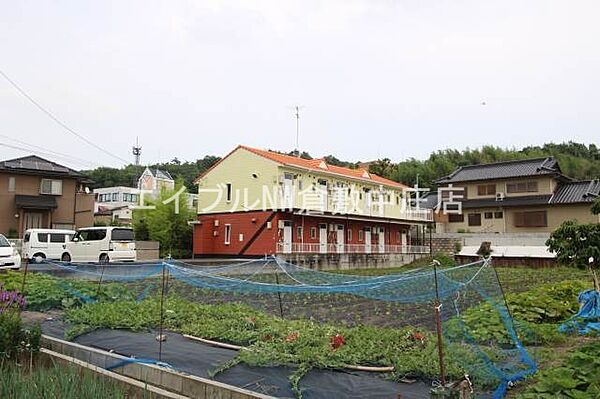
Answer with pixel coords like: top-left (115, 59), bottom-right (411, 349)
top-left (132, 137), bottom-right (142, 165)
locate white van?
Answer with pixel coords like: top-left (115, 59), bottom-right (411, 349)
top-left (61, 227), bottom-right (136, 263)
top-left (23, 229), bottom-right (76, 263)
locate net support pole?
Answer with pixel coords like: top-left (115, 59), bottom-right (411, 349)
top-left (158, 259), bottom-right (170, 361)
top-left (432, 259), bottom-right (447, 386)
top-left (273, 257), bottom-right (285, 318)
top-left (20, 257), bottom-right (29, 294)
top-left (96, 263), bottom-right (106, 297)
top-left (275, 271), bottom-right (284, 319)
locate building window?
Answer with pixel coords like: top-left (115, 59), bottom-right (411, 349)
top-left (347, 229), bottom-right (352, 241)
top-left (484, 212), bottom-right (493, 219)
top-left (8, 177), bottom-right (15, 192)
top-left (448, 214), bottom-right (464, 223)
top-left (468, 213), bottom-right (482, 226)
top-left (310, 227), bottom-right (317, 239)
top-left (477, 184), bottom-right (496, 196)
top-left (224, 224), bottom-right (232, 244)
top-left (358, 229), bottom-right (363, 241)
top-left (514, 211), bottom-right (547, 227)
top-left (112, 192), bottom-right (119, 201)
top-left (40, 179), bottom-right (62, 195)
top-left (225, 183), bottom-right (232, 202)
top-left (494, 211), bottom-right (503, 219)
top-left (506, 181), bottom-right (538, 194)
top-left (297, 226), bottom-right (303, 239)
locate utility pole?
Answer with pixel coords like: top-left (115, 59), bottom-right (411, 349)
top-left (132, 137), bottom-right (142, 165)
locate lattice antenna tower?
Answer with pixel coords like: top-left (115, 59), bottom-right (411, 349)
top-left (132, 137), bottom-right (142, 165)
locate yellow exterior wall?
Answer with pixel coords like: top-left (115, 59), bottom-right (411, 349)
top-left (457, 176), bottom-right (556, 199)
top-left (445, 204), bottom-right (599, 233)
top-left (196, 147), bottom-right (421, 220)
top-left (196, 147), bottom-right (280, 214)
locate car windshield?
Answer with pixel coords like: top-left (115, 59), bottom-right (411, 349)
top-left (0, 235), bottom-right (10, 247)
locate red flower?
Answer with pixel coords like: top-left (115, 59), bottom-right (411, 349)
top-left (411, 332), bottom-right (425, 343)
top-left (330, 334), bottom-right (345, 349)
top-left (285, 332), bottom-right (299, 343)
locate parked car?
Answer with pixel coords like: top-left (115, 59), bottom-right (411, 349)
top-left (61, 227), bottom-right (137, 263)
top-left (23, 228), bottom-right (76, 263)
top-left (0, 234), bottom-right (21, 270)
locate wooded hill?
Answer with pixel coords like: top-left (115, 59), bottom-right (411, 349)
top-left (83, 141), bottom-right (600, 190)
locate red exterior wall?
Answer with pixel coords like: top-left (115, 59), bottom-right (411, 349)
top-left (193, 210), bottom-right (413, 256)
top-left (193, 210), bottom-right (280, 256)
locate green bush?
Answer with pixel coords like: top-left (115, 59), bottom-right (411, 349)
top-left (0, 312), bottom-right (41, 361)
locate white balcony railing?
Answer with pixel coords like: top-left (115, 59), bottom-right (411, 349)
top-left (398, 208), bottom-right (434, 222)
top-left (277, 242), bottom-right (430, 255)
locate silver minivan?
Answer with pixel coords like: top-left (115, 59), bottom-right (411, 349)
top-left (61, 227), bottom-right (136, 263)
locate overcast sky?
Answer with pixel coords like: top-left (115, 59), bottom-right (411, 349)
top-left (1, 1), bottom-right (599, 169)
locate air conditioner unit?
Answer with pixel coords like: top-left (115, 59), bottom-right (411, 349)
top-left (496, 192), bottom-right (505, 201)
top-left (214, 220), bottom-right (219, 227)
top-left (278, 220), bottom-right (285, 229)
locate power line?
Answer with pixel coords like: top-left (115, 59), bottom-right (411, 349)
top-left (0, 133), bottom-right (100, 168)
top-left (0, 69), bottom-right (130, 164)
top-left (0, 141), bottom-right (98, 169)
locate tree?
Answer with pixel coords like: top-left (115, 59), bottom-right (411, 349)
top-left (592, 197), bottom-right (600, 216)
top-left (132, 182), bottom-right (195, 258)
top-left (547, 220), bottom-right (600, 291)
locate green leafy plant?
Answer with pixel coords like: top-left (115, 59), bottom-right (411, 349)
top-left (516, 341), bottom-right (600, 398)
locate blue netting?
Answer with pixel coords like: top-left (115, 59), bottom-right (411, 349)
top-left (34, 256), bottom-right (535, 397)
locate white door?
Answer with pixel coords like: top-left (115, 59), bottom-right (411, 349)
top-left (364, 228), bottom-right (372, 253)
top-left (401, 232), bottom-right (408, 253)
top-left (336, 225), bottom-right (344, 253)
top-left (364, 191), bottom-right (372, 215)
top-left (319, 180), bottom-right (328, 212)
top-left (283, 173), bottom-right (294, 210)
top-left (378, 228), bottom-right (385, 253)
top-left (319, 224), bottom-right (328, 253)
top-left (283, 222), bottom-right (292, 254)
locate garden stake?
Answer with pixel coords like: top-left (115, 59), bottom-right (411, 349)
top-left (432, 260), bottom-right (447, 386)
top-left (274, 264), bottom-right (285, 319)
top-left (158, 260), bottom-right (170, 361)
top-left (20, 257), bottom-right (29, 294)
top-left (96, 263), bottom-right (106, 297)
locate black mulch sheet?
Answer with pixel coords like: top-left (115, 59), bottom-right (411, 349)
top-left (42, 319), bottom-right (431, 399)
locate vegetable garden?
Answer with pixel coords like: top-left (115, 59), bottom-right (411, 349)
top-left (3, 257), bottom-right (598, 398)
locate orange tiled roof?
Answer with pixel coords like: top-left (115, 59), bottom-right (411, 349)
top-left (240, 145), bottom-right (407, 188)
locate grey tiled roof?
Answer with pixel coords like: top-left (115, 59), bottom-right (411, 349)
top-left (436, 157), bottom-right (562, 184)
top-left (0, 155), bottom-right (83, 178)
top-left (550, 180), bottom-right (600, 204)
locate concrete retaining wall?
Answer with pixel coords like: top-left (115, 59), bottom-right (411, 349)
top-left (41, 335), bottom-right (275, 399)
top-left (277, 252), bottom-right (429, 270)
top-left (431, 233), bottom-right (551, 256)
top-left (38, 348), bottom-right (187, 399)
top-left (137, 241), bottom-right (160, 261)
